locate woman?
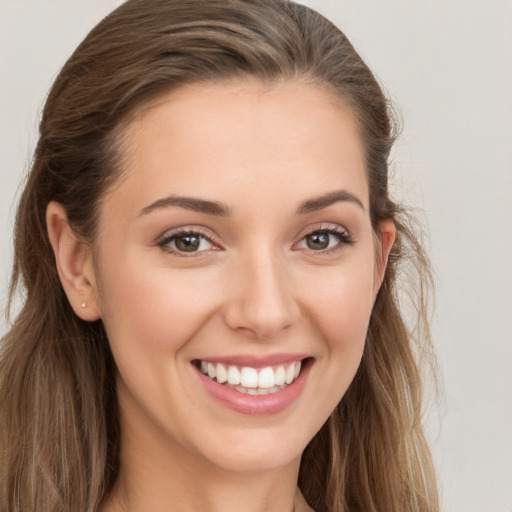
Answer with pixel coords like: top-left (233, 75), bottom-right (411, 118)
top-left (0, 0), bottom-right (439, 511)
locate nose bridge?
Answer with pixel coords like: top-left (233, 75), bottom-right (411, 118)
top-left (223, 243), bottom-right (299, 339)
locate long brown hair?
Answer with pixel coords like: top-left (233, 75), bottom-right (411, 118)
top-left (0, 1), bottom-right (438, 510)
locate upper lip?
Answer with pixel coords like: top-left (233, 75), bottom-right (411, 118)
top-left (193, 353), bottom-right (310, 368)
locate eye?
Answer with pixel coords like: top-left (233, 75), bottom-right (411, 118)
top-left (158, 230), bottom-right (216, 255)
top-left (295, 227), bottom-right (354, 252)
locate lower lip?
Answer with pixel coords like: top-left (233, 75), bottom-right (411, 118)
top-left (194, 360), bottom-right (312, 416)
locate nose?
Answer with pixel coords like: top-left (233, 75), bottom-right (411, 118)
top-left (222, 251), bottom-right (300, 340)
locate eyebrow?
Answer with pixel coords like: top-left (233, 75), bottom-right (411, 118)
top-left (138, 189), bottom-right (365, 218)
top-left (138, 195), bottom-right (230, 217)
top-left (296, 190), bottom-right (365, 214)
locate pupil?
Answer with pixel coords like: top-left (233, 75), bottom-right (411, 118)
top-left (176, 235), bottom-right (200, 252)
top-left (306, 232), bottom-right (329, 250)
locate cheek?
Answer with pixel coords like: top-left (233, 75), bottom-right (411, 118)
top-left (302, 263), bottom-right (375, 346)
top-left (289, 257), bottom-right (375, 425)
top-left (95, 255), bottom-right (225, 431)
top-left (298, 255), bottom-right (375, 390)
top-left (96, 252), bottom-right (222, 358)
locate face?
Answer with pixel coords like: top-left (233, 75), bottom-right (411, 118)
top-left (92, 79), bottom-right (393, 475)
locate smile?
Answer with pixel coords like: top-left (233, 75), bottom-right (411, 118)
top-left (198, 360), bottom-right (302, 395)
top-left (193, 355), bottom-right (312, 415)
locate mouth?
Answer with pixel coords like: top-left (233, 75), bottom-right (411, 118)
top-left (194, 359), bottom-right (305, 396)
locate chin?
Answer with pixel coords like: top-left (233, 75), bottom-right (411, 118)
top-left (191, 427), bottom-right (310, 475)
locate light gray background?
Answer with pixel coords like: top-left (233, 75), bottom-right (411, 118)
top-left (1, 1), bottom-right (511, 511)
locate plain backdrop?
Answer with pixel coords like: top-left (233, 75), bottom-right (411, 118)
top-left (1, 1), bottom-right (511, 511)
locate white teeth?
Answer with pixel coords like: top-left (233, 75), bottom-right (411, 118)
top-left (240, 367), bottom-right (258, 388)
top-left (235, 384), bottom-right (283, 395)
top-left (227, 365), bottom-right (241, 385)
top-left (198, 359), bottom-right (305, 392)
top-left (275, 366), bottom-right (285, 386)
top-left (259, 386), bottom-right (278, 394)
top-left (216, 363), bottom-right (227, 384)
top-left (258, 366), bottom-right (275, 388)
top-left (294, 361), bottom-right (301, 378)
top-left (285, 364), bottom-right (295, 384)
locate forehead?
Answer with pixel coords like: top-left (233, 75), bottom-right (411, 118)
top-left (107, 79), bottom-right (368, 219)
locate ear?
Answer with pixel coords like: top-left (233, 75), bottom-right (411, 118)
top-left (373, 219), bottom-right (396, 300)
top-left (46, 201), bottom-right (101, 321)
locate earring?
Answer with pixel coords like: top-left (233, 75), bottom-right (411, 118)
top-left (81, 302), bottom-right (87, 308)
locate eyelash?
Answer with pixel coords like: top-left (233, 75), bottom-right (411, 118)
top-left (157, 225), bottom-right (355, 257)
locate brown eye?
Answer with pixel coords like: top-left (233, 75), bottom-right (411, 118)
top-left (296, 227), bottom-right (354, 253)
top-left (159, 231), bottom-right (214, 254)
top-left (174, 234), bottom-right (201, 252)
top-left (305, 232), bottom-right (330, 250)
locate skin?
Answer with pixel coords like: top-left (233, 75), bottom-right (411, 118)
top-left (47, 79), bottom-right (395, 512)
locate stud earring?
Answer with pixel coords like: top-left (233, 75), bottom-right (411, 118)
top-left (81, 302), bottom-right (87, 308)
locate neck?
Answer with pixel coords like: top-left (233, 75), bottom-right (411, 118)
top-left (107, 466), bottom-right (304, 512)
top-left (104, 450), bottom-right (304, 512)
